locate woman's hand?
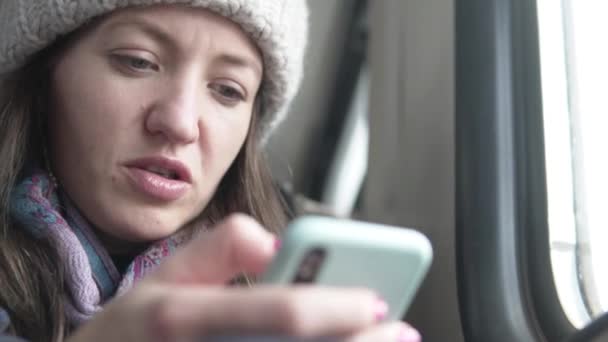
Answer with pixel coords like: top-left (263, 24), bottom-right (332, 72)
top-left (68, 214), bottom-right (421, 342)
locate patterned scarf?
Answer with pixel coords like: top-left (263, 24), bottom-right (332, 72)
top-left (9, 170), bottom-right (191, 327)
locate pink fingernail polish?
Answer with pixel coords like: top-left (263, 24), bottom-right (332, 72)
top-left (274, 238), bottom-right (282, 251)
top-left (374, 297), bottom-right (389, 322)
top-left (398, 325), bottom-right (421, 342)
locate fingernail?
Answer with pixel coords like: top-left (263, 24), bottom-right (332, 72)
top-left (374, 297), bottom-right (389, 321)
top-left (398, 324), bottom-right (421, 342)
top-left (274, 238), bottom-right (282, 251)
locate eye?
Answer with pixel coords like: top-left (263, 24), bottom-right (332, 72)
top-left (209, 83), bottom-right (246, 104)
top-left (112, 54), bottom-right (160, 73)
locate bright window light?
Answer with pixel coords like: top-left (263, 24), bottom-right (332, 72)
top-left (537, 0), bottom-right (608, 328)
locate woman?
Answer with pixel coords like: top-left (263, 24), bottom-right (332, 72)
top-left (0, 1), bottom-right (421, 341)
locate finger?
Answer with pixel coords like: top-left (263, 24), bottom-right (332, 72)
top-left (151, 213), bottom-right (277, 285)
top-left (345, 322), bottom-right (421, 342)
top-left (150, 286), bottom-right (385, 340)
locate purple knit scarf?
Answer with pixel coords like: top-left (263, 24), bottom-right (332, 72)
top-left (9, 170), bottom-right (191, 327)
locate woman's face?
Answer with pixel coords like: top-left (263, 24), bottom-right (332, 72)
top-left (49, 6), bottom-right (263, 247)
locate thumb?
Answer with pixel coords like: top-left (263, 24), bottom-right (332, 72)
top-left (150, 213), bottom-right (278, 285)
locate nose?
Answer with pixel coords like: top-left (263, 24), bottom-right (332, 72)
top-left (145, 77), bottom-right (200, 145)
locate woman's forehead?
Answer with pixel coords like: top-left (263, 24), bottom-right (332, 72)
top-left (95, 5), bottom-right (263, 71)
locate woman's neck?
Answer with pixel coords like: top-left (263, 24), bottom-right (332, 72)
top-left (94, 228), bottom-right (149, 257)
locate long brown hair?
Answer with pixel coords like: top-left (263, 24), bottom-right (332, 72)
top-left (0, 27), bottom-right (289, 341)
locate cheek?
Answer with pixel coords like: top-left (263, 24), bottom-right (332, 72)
top-left (49, 52), bottom-right (145, 204)
top-left (205, 112), bottom-right (252, 172)
top-left (51, 81), bottom-right (111, 174)
top-left (51, 59), bottom-right (141, 155)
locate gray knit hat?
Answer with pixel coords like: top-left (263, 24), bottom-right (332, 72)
top-left (0, 0), bottom-right (309, 140)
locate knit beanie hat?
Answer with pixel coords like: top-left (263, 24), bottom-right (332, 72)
top-left (0, 0), bottom-right (309, 141)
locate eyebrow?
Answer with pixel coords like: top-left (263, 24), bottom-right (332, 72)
top-left (214, 53), bottom-right (263, 78)
top-left (107, 18), bottom-right (179, 52)
top-left (105, 18), bottom-right (263, 77)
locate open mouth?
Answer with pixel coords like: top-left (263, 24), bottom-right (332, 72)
top-left (124, 156), bottom-right (193, 184)
top-left (144, 166), bottom-right (180, 180)
top-left (123, 156), bottom-right (192, 201)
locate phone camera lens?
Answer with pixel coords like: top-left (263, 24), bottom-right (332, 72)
top-left (293, 247), bottom-right (326, 283)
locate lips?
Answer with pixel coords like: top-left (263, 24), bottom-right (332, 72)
top-left (126, 157), bottom-right (192, 183)
top-left (124, 157), bottom-right (192, 201)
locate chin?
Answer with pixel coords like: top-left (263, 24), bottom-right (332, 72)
top-left (91, 192), bottom-right (204, 244)
top-left (135, 222), bottom-right (182, 242)
top-left (105, 212), bottom-right (185, 243)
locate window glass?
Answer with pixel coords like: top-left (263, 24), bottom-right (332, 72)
top-left (537, 0), bottom-right (608, 328)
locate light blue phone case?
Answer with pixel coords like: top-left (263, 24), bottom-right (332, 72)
top-left (261, 215), bottom-right (433, 320)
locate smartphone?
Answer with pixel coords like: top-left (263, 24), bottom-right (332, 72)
top-left (261, 215), bottom-right (433, 320)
